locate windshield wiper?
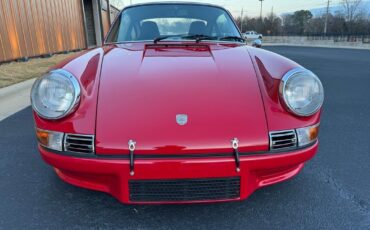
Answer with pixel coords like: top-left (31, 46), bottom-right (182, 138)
top-left (154, 34), bottom-right (214, 43)
top-left (219, 36), bottom-right (245, 43)
top-left (153, 34), bottom-right (244, 44)
top-left (153, 34), bottom-right (187, 44)
top-left (181, 34), bottom-right (216, 43)
top-left (183, 35), bottom-right (245, 43)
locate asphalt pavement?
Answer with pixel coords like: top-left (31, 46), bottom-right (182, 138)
top-left (0, 46), bottom-right (369, 229)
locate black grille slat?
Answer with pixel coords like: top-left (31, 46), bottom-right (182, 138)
top-left (131, 181), bottom-right (240, 186)
top-left (65, 143), bottom-right (93, 148)
top-left (270, 130), bottom-right (297, 150)
top-left (272, 140), bottom-right (296, 146)
top-left (129, 177), bottom-right (240, 202)
top-left (273, 143), bottom-right (295, 147)
top-left (130, 187), bottom-right (239, 192)
top-left (130, 184), bottom-right (240, 189)
top-left (131, 194), bottom-right (239, 200)
top-left (65, 146), bottom-right (93, 152)
top-left (66, 136), bottom-right (92, 139)
top-left (64, 134), bottom-right (94, 154)
top-left (130, 183), bottom-right (240, 189)
top-left (65, 139), bottom-right (92, 144)
top-left (131, 190), bottom-right (239, 195)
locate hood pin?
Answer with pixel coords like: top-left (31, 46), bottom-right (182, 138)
top-left (128, 140), bottom-right (136, 176)
top-left (231, 138), bottom-right (241, 172)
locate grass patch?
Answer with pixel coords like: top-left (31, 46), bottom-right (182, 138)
top-left (0, 53), bottom-right (78, 88)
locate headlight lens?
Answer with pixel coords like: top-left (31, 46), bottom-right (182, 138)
top-left (31, 69), bottom-right (80, 120)
top-left (280, 68), bottom-right (324, 116)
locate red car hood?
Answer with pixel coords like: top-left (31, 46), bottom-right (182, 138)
top-left (95, 43), bottom-right (268, 155)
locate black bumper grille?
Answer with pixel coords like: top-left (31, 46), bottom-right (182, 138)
top-left (129, 177), bottom-right (240, 202)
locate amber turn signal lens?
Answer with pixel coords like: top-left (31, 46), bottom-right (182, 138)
top-left (35, 128), bottom-right (64, 151)
top-left (309, 125), bottom-right (320, 141)
top-left (36, 129), bottom-right (50, 146)
top-left (296, 124), bottom-right (320, 147)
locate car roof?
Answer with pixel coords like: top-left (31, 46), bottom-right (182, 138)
top-left (123, 1), bottom-right (227, 11)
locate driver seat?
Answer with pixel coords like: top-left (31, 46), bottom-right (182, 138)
top-left (140, 21), bottom-right (160, 40)
top-left (188, 21), bottom-right (207, 35)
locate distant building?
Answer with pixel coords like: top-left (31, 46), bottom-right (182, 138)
top-left (0, 0), bottom-right (120, 63)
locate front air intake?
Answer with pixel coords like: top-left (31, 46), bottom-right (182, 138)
top-left (269, 130), bottom-right (297, 150)
top-left (129, 177), bottom-right (240, 202)
top-left (64, 134), bottom-right (94, 154)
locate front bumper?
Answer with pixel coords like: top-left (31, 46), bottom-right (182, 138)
top-left (39, 142), bottom-right (318, 204)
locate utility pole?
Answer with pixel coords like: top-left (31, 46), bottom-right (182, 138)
top-left (324, 0), bottom-right (330, 35)
top-left (240, 8), bottom-right (244, 32)
top-left (259, 0), bottom-right (264, 20)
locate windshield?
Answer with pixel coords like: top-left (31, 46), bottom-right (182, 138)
top-left (106, 4), bottom-right (241, 43)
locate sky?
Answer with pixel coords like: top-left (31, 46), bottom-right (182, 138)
top-left (115, 0), bottom-right (347, 17)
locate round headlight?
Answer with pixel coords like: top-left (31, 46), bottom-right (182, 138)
top-left (280, 68), bottom-right (324, 117)
top-left (31, 69), bottom-right (81, 120)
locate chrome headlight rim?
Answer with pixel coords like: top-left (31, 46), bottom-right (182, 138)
top-left (279, 67), bottom-right (324, 117)
top-left (31, 69), bottom-right (81, 120)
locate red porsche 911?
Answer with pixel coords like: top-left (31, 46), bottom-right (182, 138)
top-left (31, 2), bottom-right (324, 204)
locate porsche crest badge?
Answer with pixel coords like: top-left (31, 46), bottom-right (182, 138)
top-left (176, 114), bottom-right (188, 126)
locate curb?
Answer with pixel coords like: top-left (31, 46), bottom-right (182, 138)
top-left (0, 78), bottom-right (36, 97)
top-left (0, 78), bottom-right (36, 121)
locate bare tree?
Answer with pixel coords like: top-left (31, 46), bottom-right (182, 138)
top-left (263, 11), bottom-right (282, 35)
top-left (341, 0), bottom-right (362, 22)
top-left (235, 3), bottom-right (370, 36)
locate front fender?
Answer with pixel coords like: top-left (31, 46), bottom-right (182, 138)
top-left (33, 48), bottom-right (105, 134)
top-left (247, 47), bottom-right (321, 131)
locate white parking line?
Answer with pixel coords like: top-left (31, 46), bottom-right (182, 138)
top-left (0, 78), bottom-right (36, 121)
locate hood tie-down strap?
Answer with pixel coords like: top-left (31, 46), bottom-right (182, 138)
top-left (128, 140), bottom-right (136, 176)
top-left (231, 138), bottom-right (241, 172)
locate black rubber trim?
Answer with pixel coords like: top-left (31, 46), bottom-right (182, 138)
top-left (41, 141), bottom-right (316, 160)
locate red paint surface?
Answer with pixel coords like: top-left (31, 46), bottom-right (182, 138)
top-left (247, 47), bottom-right (321, 130)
